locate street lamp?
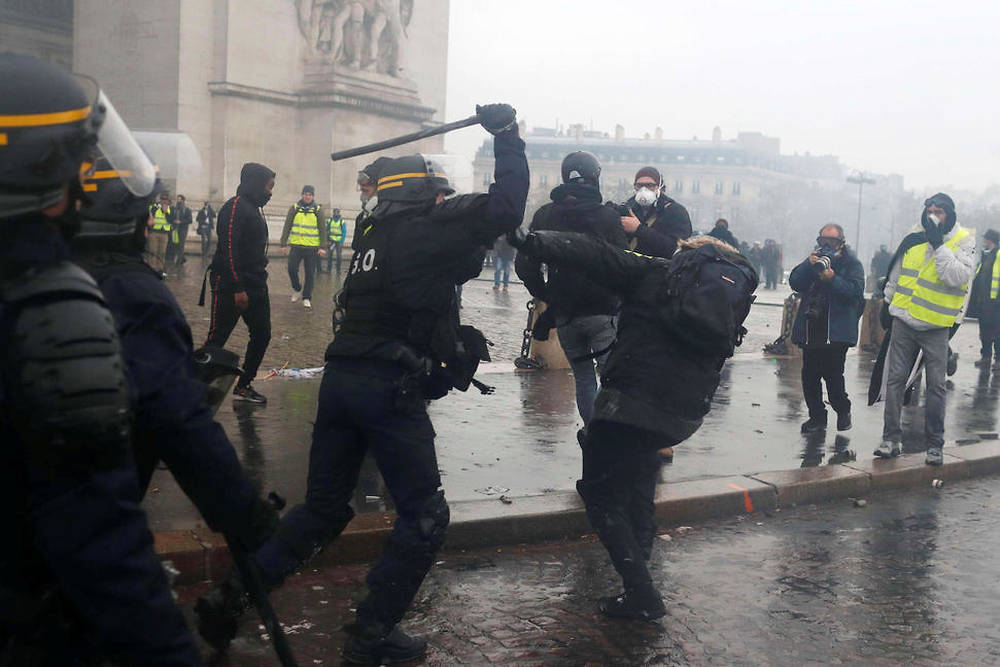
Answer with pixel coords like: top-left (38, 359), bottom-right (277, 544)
top-left (847, 172), bottom-right (875, 253)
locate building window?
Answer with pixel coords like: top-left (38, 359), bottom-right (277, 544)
top-left (714, 181), bottom-right (724, 195)
top-left (692, 180), bottom-right (700, 194)
top-left (732, 181), bottom-right (741, 196)
top-left (540, 174), bottom-right (548, 187)
top-left (674, 180), bottom-right (683, 194)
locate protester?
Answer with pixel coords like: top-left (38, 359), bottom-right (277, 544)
top-left (326, 207), bottom-right (346, 274)
top-left (493, 234), bottom-right (515, 290)
top-left (969, 228), bottom-right (1000, 369)
top-left (870, 244), bottom-right (892, 283)
top-left (147, 190), bottom-right (175, 271)
top-left (878, 193), bottom-right (974, 465)
top-left (197, 103), bottom-right (528, 665)
top-left (708, 218), bottom-right (739, 248)
top-left (789, 224), bottom-right (865, 433)
top-left (761, 238), bottom-right (781, 289)
top-left (608, 166), bottom-right (691, 258)
top-left (168, 193), bottom-right (193, 265)
top-left (205, 162), bottom-right (276, 404)
top-left (511, 229), bottom-right (757, 620)
top-left (197, 200), bottom-right (215, 259)
top-left (280, 184), bottom-right (327, 308)
top-left (748, 241), bottom-right (763, 277)
top-left (516, 150), bottom-right (627, 426)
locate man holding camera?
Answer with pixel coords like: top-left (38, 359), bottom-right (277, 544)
top-left (789, 224), bottom-right (865, 433)
top-left (879, 193), bottom-right (974, 465)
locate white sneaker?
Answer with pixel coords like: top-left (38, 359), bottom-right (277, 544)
top-left (303, 298), bottom-right (312, 309)
top-left (290, 292), bottom-right (300, 303)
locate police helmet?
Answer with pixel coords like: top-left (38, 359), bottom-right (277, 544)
top-left (561, 151), bottom-right (601, 186)
top-left (77, 154), bottom-right (161, 239)
top-left (376, 154), bottom-right (455, 203)
top-left (0, 54), bottom-right (156, 219)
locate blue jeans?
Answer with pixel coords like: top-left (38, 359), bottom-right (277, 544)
top-left (494, 257), bottom-right (512, 286)
top-left (557, 314), bottom-right (617, 424)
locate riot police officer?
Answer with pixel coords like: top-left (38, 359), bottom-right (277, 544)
top-left (0, 54), bottom-right (201, 665)
top-left (197, 103), bottom-right (529, 664)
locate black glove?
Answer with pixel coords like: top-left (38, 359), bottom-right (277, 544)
top-left (922, 216), bottom-right (944, 248)
top-left (506, 226), bottom-right (529, 249)
top-left (476, 103), bottom-right (517, 135)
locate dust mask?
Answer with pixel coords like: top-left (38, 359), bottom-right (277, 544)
top-left (928, 213), bottom-right (941, 225)
top-left (634, 187), bottom-right (657, 207)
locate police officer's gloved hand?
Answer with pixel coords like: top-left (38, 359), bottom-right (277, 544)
top-left (922, 215), bottom-right (945, 249)
top-left (477, 103), bottom-right (517, 135)
top-left (235, 496), bottom-right (280, 552)
top-left (506, 226), bottom-right (530, 250)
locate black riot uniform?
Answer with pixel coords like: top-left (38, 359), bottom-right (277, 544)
top-left (198, 104), bottom-right (528, 664)
top-left (0, 54), bottom-right (201, 665)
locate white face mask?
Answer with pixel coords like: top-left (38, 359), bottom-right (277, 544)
top-left (634, 187), bottom-right (658, 207)
top-left (928, 213), bottom-right (941, 225)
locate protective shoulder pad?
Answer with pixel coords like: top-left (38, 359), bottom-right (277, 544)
top-left (4, 262), bottom-right (130, 471)
top-left (429, 194), bottom-right (489, 223)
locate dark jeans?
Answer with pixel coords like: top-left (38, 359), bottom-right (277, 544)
top-left (557, 314), bottom-right (617, 424)
top-left (288, 246), bottom-right (318, 298)
top-left (980, 309), bottom-right (1000, 359)
top-left (325, 243), bottom-right (343, 273)
top-left (205, 276), bottom-right (271, 386)
top-left (801, 344), bottom-right (850, 419)
top-left (253, 358), bottom-right (447, 629)
top-left (577, 420), bottom-right (663, 591)
top-left (199, 232), bottom-right (211, 259)
top-left (764, 264), bottom-right (779, 289)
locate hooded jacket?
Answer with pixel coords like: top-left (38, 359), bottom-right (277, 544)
top-left (211, 162), bottom-right (275, 292)
top-left (789, 246), bottom-right (865, 347)
top-left (608, 191), bottom-right (692, 258)
top-left (516, 181), bottom-right (627, 320)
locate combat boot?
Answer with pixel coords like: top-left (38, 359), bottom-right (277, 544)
top-left (800, 414), bottom-right (827, 434)
top-left (598, 585), bottom-right (666, 621)
top-left (194, 575), bottom-right (251, 652)
top-left (342, 623), bottom-right (427, 664)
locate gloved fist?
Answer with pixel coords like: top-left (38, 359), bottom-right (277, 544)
top-left (922, 216), bottom-right (944, 248)
top-left (506, 226), bottom-right (530, 250)
top-left (477, 103), bottom-right (517, 135)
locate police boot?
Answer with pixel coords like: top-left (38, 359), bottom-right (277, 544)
top-left (194, 574), bottom-right (251, 652)
top-left (342, 622), bottom-right (428, 665)
top-left (598, 584), bottom-right (666, 621)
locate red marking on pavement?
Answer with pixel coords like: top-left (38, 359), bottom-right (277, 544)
top-left (727, 483), bottom-right (754, 513)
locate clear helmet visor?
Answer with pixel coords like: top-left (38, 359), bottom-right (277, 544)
top-left (73, 76), bottom-right (157, 198)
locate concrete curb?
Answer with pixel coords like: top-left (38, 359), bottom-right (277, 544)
top-left (158, 439), bottom-right (1000, 585)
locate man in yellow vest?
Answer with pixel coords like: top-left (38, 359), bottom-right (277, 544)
top-left (147, 191), bottom-right (175, 272)
top-left (280, 184), bottom-right (327, 308)
top-left (968, 229), bottom-right (1000, 370)
top-left (879, 193), bottom-right (975, 465)
top-left (324, 207), bottom-right (346, 274)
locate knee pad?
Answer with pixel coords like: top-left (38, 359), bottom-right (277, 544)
top-left (416, 490), bottom-right (450, 547)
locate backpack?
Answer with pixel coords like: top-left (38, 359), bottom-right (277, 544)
top-left (658, 240), bottom-right (758, 358)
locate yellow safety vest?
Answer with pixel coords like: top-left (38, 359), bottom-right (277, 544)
top-left (289, 205), bottom-right (321, 247)
top-left (891, 227), bottom-right (970, 327)
top-left (150, 205), bottom-right (171, 233)
top-left (975, 251), bottom-right (1000, 300)
top-left (328, 217), bottom-right (344, 243)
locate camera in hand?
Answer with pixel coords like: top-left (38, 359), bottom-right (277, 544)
top-left (812, 247), bottom-right (835, 274)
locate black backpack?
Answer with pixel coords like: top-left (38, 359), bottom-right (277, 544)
top-left (658, 241), bottom-right (758, 358)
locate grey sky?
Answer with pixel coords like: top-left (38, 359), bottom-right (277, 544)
top-left (445, 0), bottom-right (1000, 191)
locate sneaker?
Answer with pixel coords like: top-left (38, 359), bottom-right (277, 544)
top-left (343, 624), bottom-right (427, 665)
top-left (233, 384), bottom-right (267, 404)
top-left (947, 351), bottom-right (958, 377)
top-left (836, 410), bottom-right (852, 432)
top-left (492, 285), bottom-right (499, 291)
top-left (502, 285), bottom-right (508, 291)
top-left (290, 292), bottom-right (301, 302)
top-left (194, 576), bottom-right (250, 652)
top-left (873, 440), bottom-right (901, 458)
top-left (925, 447), bottom-right (943, 466)
top-left (303, 298), bottom-right (312, 309)
top-left (598, 587), bottom-right (666, 621)
top-left (800, 416), bottom-right (827, 434)
top-left (975, 355), bottom-right (992, 368)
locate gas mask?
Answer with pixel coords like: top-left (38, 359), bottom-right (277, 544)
top-left (634, 187), bottom-right (658, 207)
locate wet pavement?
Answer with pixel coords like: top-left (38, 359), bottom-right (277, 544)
top-left (179, 474), bottom-right (1000, 665)
top-left (146, 257), bottom-right (1000, 532)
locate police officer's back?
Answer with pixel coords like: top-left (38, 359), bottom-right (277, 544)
top-left (0, 53), bottom-right (201, 665)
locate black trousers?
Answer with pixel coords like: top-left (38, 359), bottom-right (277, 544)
top-left (325, 243), bottom-right (343, 274)
top-left (577, 420), bottom-right (663, 591)
top-left (254, 358), bottom-right (447, 630)
top-left (205, 277), bottom-right (271, 386)
top-left (287, 246), bottom-right (318, 299)
top-left (801, 344), bottom-right (850, 418)
top-left (980, 309), bottom-right (1000, 359)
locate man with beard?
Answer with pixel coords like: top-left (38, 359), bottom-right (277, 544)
top-left (516, 151), bottom-right (626, 426)
top-left (204, 162), bottom-right (276, 404)
top-left (610, 166), bottom-right (691, 258)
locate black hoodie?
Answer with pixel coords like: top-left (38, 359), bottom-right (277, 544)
top-left (516, 181), bottom-right (627, 320)
top-left (211, 163), bottom-right (275, 292)
top-left (608, 192), bottom-right (692, 259)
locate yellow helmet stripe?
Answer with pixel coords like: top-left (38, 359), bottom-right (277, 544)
top-left (376, 172), bottom-right (448, 184)
top-left (0, 105), bottom-right (91, 128)
top-left (91, 169), bottom-right (134, 180)
top-left (377, 181), bottom-right (405, 190)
